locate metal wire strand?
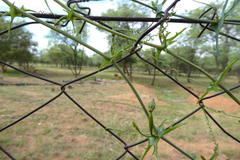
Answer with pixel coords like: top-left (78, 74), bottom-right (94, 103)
top-left (201, 103), bottom-right (240, 143)
top-left (0, 146), bottom-right (16, 160)
top-left (0, 0), bottom-right (239, 159)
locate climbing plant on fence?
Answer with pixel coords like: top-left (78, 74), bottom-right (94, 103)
top-left (0, 0), bottom-right (240, 159)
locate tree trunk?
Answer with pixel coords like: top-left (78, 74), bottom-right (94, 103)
top-left (129, 63), bottom-right (133, 81)
top-left (237, 72), bottom-right (240, 83)
top-left (0, 64), bottom-right (7, 73)
top-left (187, 66), bottom-right (192, 83)
top-left (147, 68), bottom-right (151, 75)
top-left (151, 68), bottom-right (156, 86)
top-left (123, 63), bottom-right (130, 77)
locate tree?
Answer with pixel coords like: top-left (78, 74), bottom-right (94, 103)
top-left (182, 1), bottom-right (240, 73)
top-left (101, 3), bottom-right (150, 79)
top-left (42, 44), bottom-right (88, 77)
top-left (172, 46), bottom-right (197, 83)
top-left (88, 54), bottom-right (103, 67)
top-left (140, 48), bottom-right (162, 85)
top-left (0, 18), bottom-right (37, 72)
top-left (46, 22), bottom-right (88, 77)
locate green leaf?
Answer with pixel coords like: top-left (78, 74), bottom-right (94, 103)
top-left (148, 137), bottom-right (161, 159)
top-left (167, 28), bottom-right (186, 44)
top-left (0, 12), bottom-right (9, 18)
top-left (67, 9), bottom-right (77, 30)
top-left (210, 144), bottom-right (219, 160)
top-left (151, 0), bottom-right (164, 17)
top-left (155, 120), bottom-right (166, 136)
top-left (20, 6), bottom-right (35, 13)
top-left (215, 0), bottom-right (229, 55)
top-left (198, 83), bottom-right (216, 102)
top-left (148, 99), bottom-right (156, 112)
top-left (153, 143), bottom-right (160, 160)
top-left (111, 51), bottom-right (123, 61)
top-left (163, 123), bottom-right (185, 136)
top-left (141, 144), bottom-right (152, 160)
top-left (200, 144), bottom-right (219, 160)
top-left (224, 0), bottom-right (240, 17)
top-left (149, 137), bottom-right (159, 146)
top-left (8, 3), bottom-right (17, 33)
top-left (152, 49), bottom-right (162, 64)
top-left (111, 44), bottom-right (131, 60)
top-left (215, 58), bottom-right (239, 85)
top-left (67, 9), bottom-right (74, 21)
top-left (132, 122), bottom-right (150, 137)
top-left (55, 16), bottom-right (67, 26)
top-left (5, 3), bottom-right (24, 35)
top-left (199, 58), bottom-right (239, 101)
top-left (99, 59), bottom-right (111, 69)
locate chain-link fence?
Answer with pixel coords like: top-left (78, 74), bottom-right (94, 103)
top-left (0, 0), bottom-right (240, 159)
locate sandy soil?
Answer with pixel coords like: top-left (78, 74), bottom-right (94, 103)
top-left (187, 94), bottom-right (240, 113)
top-left (107, 83), bottom-right (168, 106)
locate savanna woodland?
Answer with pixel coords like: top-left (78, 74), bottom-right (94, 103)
top-left (0, 0), bottom-right (240, 160)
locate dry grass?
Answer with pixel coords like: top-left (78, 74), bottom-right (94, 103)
top-left (0, 67), bottom-right (239, 160)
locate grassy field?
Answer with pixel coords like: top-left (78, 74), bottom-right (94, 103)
top-left (0, 65), bottom-right (239, 160)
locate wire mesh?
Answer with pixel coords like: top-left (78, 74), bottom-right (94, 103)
top-left (0, 0), bottom-right (240, 159)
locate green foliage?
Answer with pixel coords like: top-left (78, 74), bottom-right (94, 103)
top-left (224, 0), bottom-right (240, 18)
top-left (2, 0), bottom-right (240, 159)
top-left (41, 44), bottom-right (88, 67)
top-left (99, 36), bottom-right (132, 69)
top-left (55, 8), bottom-right (77, 29)
top-left (100, 4), bottom-right (148, 74)
top-left (199, 58), bottom-right (239, 101)
top-left (151, 0), bottom-right (167, 17)
top-left (44, 0), bottom-right (54, 14)
top-left (201, 144), bottom-right (219, 160)
top-left (1, 4), bottom-right (34, 34)
top-left (159, 26), bottom-right (186, 49)
top-left (133, 99), bottom-right (183, 159)
top-left (213, 0), bottom-right (229, 55)
top-left (0, 18), bottom-right (37, 71)
top-left (209, 0), bottom-right (240, 56)
top-left (102, 3), bottom-right (149, 38)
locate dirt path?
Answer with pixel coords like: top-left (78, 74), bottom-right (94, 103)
top-left (107, 83), bottom-right (168, 106)
top-left (188, 94), bottom-right (240, 112)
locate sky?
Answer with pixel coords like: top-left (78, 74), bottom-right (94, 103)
top-left (0, 0), bottom-right (216, 56)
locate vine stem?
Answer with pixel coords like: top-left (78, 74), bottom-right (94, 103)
top-left (166, 49), bottom-right (240, 105)
top-left (52, 0), bottom-right (166, 50)
top-left (112, 61), bottom-right (149, 119)
top-left (2, 0), bottom-right (166, 52)
top-left (2, 0), bottom-right (110, 60)
top-left (132, 0), bottom-right (240, 25)
top-left (2, 0), bottom-right (238, 105)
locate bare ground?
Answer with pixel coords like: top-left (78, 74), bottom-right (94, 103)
top-left (188, 94), bottom-right (240, 113)
top-left (107, 83), bottom-right (168, 106)
top-left (1, 79), bottom-right (239, 159)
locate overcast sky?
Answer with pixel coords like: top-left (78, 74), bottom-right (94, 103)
top-left (0, 0), bottom-right (216, 56)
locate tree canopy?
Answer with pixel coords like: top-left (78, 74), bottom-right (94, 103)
top-left (0, 18), bottom-right (37, 72)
